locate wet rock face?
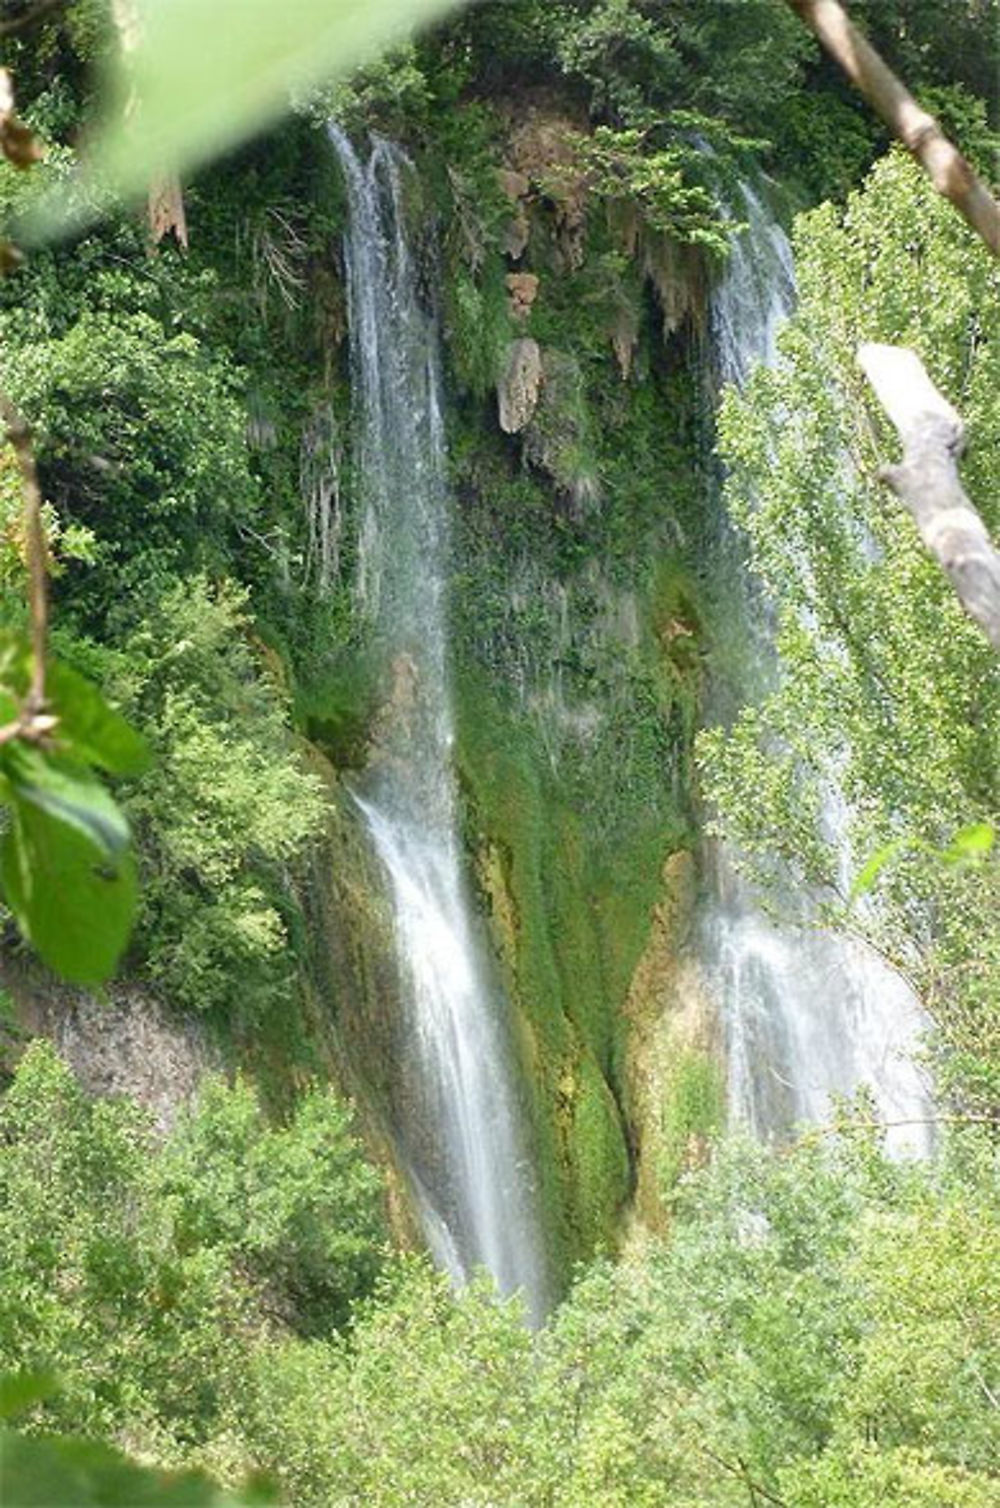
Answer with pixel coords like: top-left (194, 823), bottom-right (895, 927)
top-left (497, 336), bottom-right (543, 433)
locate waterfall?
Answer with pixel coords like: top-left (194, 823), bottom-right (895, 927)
top-left (703, 184), bottom-right (934, 1156)
top-left (329, 127), bottom-right (548, 1321)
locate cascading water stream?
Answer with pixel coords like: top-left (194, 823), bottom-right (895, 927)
top-left (703, 184), bottom-right (934, 1155)
top-left (329, 127), bottom-right (548, 1321)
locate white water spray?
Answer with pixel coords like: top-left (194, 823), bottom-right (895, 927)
top-left (704, 184), bottom-right (934, 1156)
top-left (329, 128), bottom-right (548, 1320)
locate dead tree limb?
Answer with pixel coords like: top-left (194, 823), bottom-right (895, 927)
top-left (859, 342), bottom-right (1000, 654)
top-left (785, 0), bottom-right (1000, 258)
top-left (0, 67), bottom-right (43, 171)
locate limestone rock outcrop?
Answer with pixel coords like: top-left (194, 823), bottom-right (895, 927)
top-left (497, 336), bottom-right (543, 433)
top-left (506, 270), bottom-right (539, 320)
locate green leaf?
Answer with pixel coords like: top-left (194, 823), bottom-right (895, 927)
top-left (849, 839), bottom-right (905, 903)
top-left (0, 632), bottom-right (148, 775)
top-left (0, 781), bottom-right (137, 985)
top-left (0, 1429), bottom-right (272, 1506)
top-left (0, 1372), bottom-right (59, 1421)
top-left (1, 744), bottom-right (130, 857)
top-left (24, 0), bottom-right (464, 241)
top-left (47, 661), bottom-right (150, 777)
top-left (942, 822), bottom-right (995, 864)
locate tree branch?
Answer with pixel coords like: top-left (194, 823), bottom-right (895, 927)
top-left (785, 0), bottom-right (1000, 258)
top-left (804, 1114), bottom-right (1000, 1142)
top-left (0, 392), bottom-right (49, 717)
top-left (700, 1447), bottom-right (788, 1508)
top-left (0, 67), bottom-right (43, 171)
top-left (0, 0), bottom-right (67, 39)
top-left (858, 342), bottom-right (1000, 654)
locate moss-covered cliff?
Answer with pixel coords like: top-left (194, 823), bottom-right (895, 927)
top-left (290, 84), bottom-right (723, 1278)
top-left (6, 0), bottom-right (994, 1294)
top-left (0, 72), bottom-right (787, 1287)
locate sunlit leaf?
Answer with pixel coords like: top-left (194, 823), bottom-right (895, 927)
top-left (46, 661), bottom-right (150, 777)
top-left (1, 744), bottom-right (130, 856)
top-left (24, 0), bottom-right (464, 240)
top-left (0, 632), bottom-right (148, 775)
top-left (942, 822), bottom-right (995, 865)
top-left (0, 634), bottom-right (144, 979)
top-left (849, 839), bottom-right (904, 903)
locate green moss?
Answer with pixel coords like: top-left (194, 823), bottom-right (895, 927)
top-left (445, 240), bottom-right (707, 1278)
top-left (658, 1048), bottom-right (725, 1196)
top-left (455, 665), bottom-right (693, 1275)
top-left (570, 1047), bottom-right (633, 1249)
top-left (447, 254), bottom-right (514, 399)
top-left (295, 650), bottom-right (381, 770)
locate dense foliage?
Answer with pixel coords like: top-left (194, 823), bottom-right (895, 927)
top-left (0, 60), bottom-right (341, 1022)
top-left (0, 1045), bottom-right (384, 1450)
top-left (701, 149), bottom-right (1000, 1114)
top-left (1, 2), bottom-right (999, 1504)
top-left (2, 1049), bottom-right (997, 1506)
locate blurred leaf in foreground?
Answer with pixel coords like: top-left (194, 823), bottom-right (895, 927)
top-left (0, 1427), bottom-right (275, 1507)
top-left (0, 631), bottom-right (146, 983)
top-left (942, 821), bottom-right (995, 865)
top-left (0, 751), bottom-right (138, 984)
top-left (0, 1371), bottom-right (59, 1421)
top-left (24, 0), bottom-right (463, 240)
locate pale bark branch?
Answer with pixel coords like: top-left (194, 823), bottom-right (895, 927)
top-left (0, 66), bottom-right (43, 171)
top-left (785, 0), bottom-right (1000, 258)
top-left (859, 342), bottom-right (1000, 653)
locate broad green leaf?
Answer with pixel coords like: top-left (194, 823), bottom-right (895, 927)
top-left (0, 1372), bottom-right (59, 1421)
top-left (1, 791), bottom-right (137, 984)
top-left (942, 822), bottom-right (995, 864)
top-left (0, 1429), bottom-right (273, 1506)
top-left (0, 630), bottom-right (24, 685)
top-left (46, 660), bottom-right (150, 777)
top-left (849, 839), bottom-right (905, 903)
top-left (1, 744), bottom-right (130, 857)
top-left (25, 0), bottom-right (464, 240)
top-left (0, 632), bottom-right (148, 776)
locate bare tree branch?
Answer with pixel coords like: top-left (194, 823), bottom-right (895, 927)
top-left (859, 343), bottom-right (1000, 654)
top-left (785, 0), bottom-right (1000, 258)
top-left (700, 1447), bottom-right (788, 1508)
